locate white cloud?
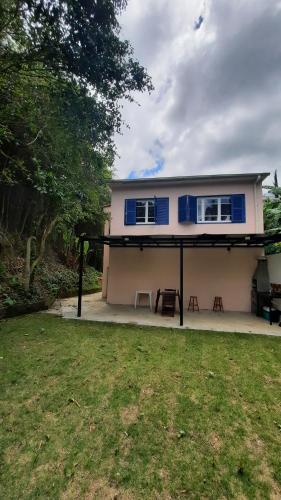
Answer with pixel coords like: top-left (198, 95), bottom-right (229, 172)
top-left (114, 0), bottom-right (281, 185)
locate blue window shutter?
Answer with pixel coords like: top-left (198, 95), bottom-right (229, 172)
top-left (178, 195), bottom-right (187, 222)
top-left (178, 195), bottom-right (197, 223)
top-left (188, 196), bottom-right (197, 223)
top-left (231, 194), bottom-right (246, 223)
top-left (124, 199), bottom-right (136, 225)
top-left (156, 197), bottom-right (169, 225)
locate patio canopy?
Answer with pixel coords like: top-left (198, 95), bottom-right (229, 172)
top-left (87, 232), bottom-right (281, 248)
top-left (77, 232), bottom-right (281, 326)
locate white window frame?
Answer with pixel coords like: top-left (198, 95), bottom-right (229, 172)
top-left (136, 199), bottom-right (155, 225)
top-left (197, 196), bottom-right (232, 224)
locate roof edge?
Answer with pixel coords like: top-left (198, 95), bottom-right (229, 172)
top-left (110, 172), bottom-right (270, 188)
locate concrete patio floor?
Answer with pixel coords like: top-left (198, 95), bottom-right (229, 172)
top-left (46, 292), bottom-right (281, 337)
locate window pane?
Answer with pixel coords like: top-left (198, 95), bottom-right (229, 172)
top-left (148, 201), bottom-right (155, 219)
top-left (221, 201), bottom-right (232, 221)
top-left (221, 196), bottom-right (231, 204)
top-left (197, 199), bottom-right (203, 221)
top-left (136, 200), bottom-right (146, 207)
top-left (204, 198), bottom-right (218, 221)
top-left (136, 201), bottom-right (145, 222)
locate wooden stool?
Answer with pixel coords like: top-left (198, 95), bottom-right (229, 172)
top-left (213, 296), bottom-right (224, 312)
top-left (188, 296), bottom-right (199, 312)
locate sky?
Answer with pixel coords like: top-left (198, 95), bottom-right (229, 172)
top-left (114, 0), bottom-right (281, 185)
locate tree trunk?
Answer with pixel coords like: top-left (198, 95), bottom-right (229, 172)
top-left (24, 217), bottom-right (58, 291)
top-left (24, 236), bottom-right (35, 291)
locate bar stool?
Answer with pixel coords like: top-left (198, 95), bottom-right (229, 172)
top-left (188, 296), bottom-right (200, 312)
top-left (213, 296), bottom-right (224, 312)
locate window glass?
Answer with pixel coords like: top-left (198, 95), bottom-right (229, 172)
top-left (221, 197), bottom-right (231, 221)
top-left (147, 200), bottom-right (155, 222)
top-left (197, 196), bottom-right (232, 223)
top-left (136, 199), bottom-right (155, 224)
top-left (204, 198), bottom-right (218, 221)
top-left (136, 200), bottom-right (146, 223)
top-left (197, 198), bottom-right (203, 222)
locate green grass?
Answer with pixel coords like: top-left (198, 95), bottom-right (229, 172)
top-left (0, 315), bottom-right (281, 499)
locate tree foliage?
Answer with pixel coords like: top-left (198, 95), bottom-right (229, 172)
top-left (264, 170), bottom-right (281, 254)
top-left (0, 0), bottom-right (152, 288)
top-left (264, 171), bottom-right (281, 233)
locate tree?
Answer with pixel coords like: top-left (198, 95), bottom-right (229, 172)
top-left (0, 0), bottom-right (152, 101)
top-left (264, 170), bottom-right (281, 254)
top-left (0, 0), bottom-right (153, 289)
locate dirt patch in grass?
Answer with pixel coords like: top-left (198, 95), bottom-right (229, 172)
top-left (85, 479), bottom-right (118, 499)
top-left (259, 461), bottom-right (281, 499)
top-left (189, 393), bottom-right (199, 404)
top-left (120, 404), bottom-right (139, 425)
top-left (44, 410), bottom-right (58, 423)
top-left (209, 432), bottom-right (222, 451)
top-left (140, 385), bottom-right (154, 398)
top-left (245, 434), bottom-right (265, 454)
top-left (4, 445), bottom-right (21, 465)
top-left (264, 375), bottom-right (281, 386)
top-left (85, 478), bottom-right (133, 500)
top-left (25, 394), bottom-right (40, 407)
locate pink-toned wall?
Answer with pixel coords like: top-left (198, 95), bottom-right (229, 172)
top-left (106, 247), bottom-right (263, 312)
top-left (102, 209), bottom-right (110, 298)
top-left (109, 180), bottom-right (264, 236)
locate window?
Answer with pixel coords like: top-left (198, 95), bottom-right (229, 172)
top-left (136, 199), bottom-right (155, 224)
top-left (197, 196), bottom-right (232, 223)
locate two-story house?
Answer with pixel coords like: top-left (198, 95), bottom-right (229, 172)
top-left (100, 172), bottom-right (269, 324)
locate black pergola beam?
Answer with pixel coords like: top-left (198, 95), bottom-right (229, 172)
top-left (77, 237), bottom-right (84, 317)
top-left (84, 232), bottom-right (281, 248)
top-left (179, 241), bottom-right (184, 326)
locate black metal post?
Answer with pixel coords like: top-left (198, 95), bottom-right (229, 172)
top-left (180, 240), bottom-right (184, 326)
top-left (77, 237), bottom-right (84, 317)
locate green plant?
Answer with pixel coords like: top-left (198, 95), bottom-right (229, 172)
top-left (0, 261), bottom-right (6, 279)
top-left (2, 294), bottom-right (16, 306)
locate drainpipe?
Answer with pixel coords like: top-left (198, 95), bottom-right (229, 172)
top-left (254, 175), bottom-right (261, 233)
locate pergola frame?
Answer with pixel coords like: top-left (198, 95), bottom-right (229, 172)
top-left (77, 232), bottom-right (281, 326)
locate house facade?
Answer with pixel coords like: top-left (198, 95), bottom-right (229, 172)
top-left (102, 173), bottom-right (268, 313)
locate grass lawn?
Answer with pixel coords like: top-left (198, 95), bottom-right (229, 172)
top-left (1, 315), bottom-right (281, 499)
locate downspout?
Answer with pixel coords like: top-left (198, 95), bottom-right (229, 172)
top-left (254, 175), bottom-right (261, 233)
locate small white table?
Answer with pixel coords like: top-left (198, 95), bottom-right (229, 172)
top-left (134, 290), bottom-right (153, 311)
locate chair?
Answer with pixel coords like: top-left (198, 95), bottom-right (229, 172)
top-left (161, 291), bottom-right (176, 317)
top-left (188, 296), bottom-right (199, 312)
top-left (155, 288), bottom-right (161, 313)
top-left (135, 290), bottom-right (153, 311)
top-left (213, 296), bottom-right (224, 312)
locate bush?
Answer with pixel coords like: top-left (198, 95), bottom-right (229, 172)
top-left (0, 257), bottom-right (101, 311)
top-left (36, 261), bottom-right (101, 299)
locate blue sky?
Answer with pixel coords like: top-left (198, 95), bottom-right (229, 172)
top-left (128, 159), bottom-right (165, 179)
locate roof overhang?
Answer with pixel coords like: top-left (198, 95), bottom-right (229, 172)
top-left (81, 233), bottom-right (281, 248)
top-left (110, 173), bottom-right (270, 189)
